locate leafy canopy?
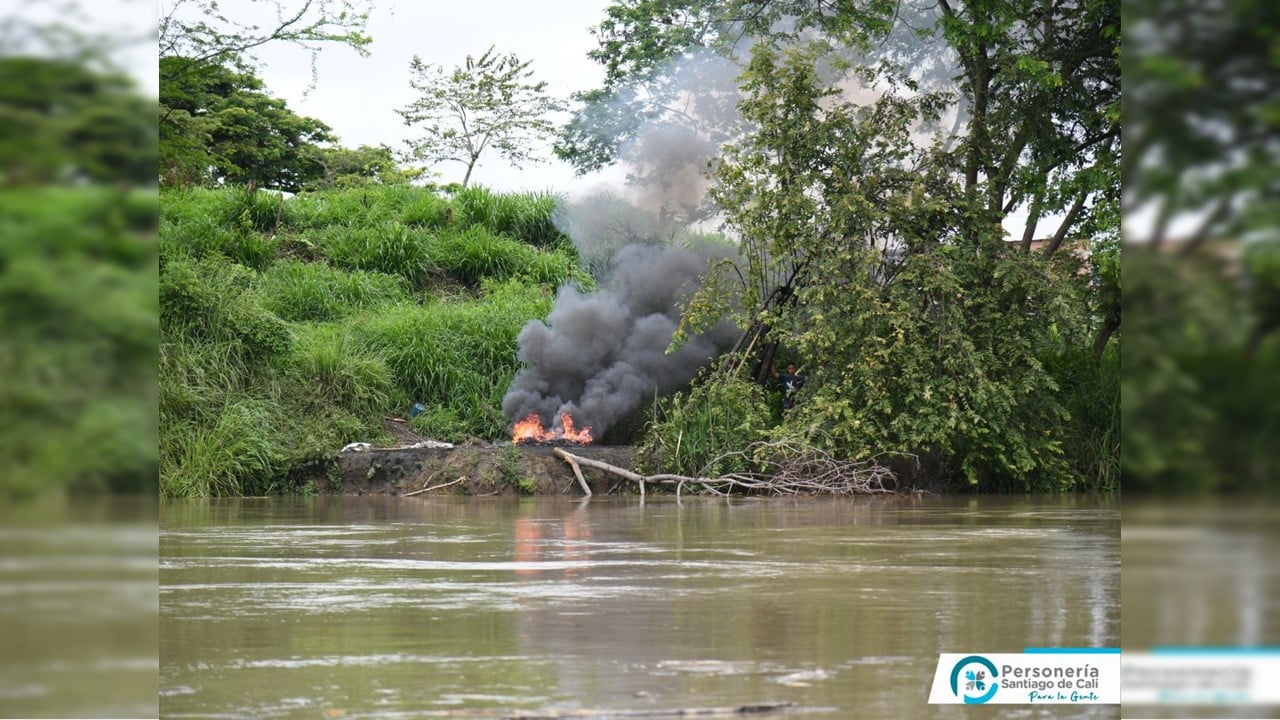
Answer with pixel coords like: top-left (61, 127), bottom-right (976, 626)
top-left (160, 57), bottom-right (334, 192)
top-left (397, 46), bottom-right (565, 188)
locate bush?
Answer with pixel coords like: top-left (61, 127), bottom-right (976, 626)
top-left (638, 368), bottom-right (776, 477)
top-left (1045, 346), bottom-right (1120, 492)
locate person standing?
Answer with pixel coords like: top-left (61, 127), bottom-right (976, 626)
top-left (773, 363), bottom-right (805, 410)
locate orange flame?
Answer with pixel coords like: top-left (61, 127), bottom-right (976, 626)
top-left (512, 412), bottom-right (593, 444)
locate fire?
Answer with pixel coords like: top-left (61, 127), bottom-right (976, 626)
top-left (512, 412), bottom-right (593, 445)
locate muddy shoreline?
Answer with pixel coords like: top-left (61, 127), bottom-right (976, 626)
top-left (316, 444), bottom-right (639, 496)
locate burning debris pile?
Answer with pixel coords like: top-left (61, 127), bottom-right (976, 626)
top-left (512, 412), bottom-right (593, 445)
top-left (502, 233), bottom-right (741, 444)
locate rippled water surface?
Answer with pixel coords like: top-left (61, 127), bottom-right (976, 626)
top-left (161, 495), bottom-right (1119, 718)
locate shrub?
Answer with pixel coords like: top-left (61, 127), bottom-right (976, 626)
top-left (638, 368), bottom-right (776, 477)
top-left (1045, 346), bottom-right (1120, 491)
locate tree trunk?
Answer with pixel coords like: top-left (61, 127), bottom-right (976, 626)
top-left (1092, 314), bottom-right (1119, 361)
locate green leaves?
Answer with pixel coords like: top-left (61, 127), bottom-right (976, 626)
top-left (398, 46), bottom-right (565, 187)
top-left (160, 57), bottom-right (334, 191)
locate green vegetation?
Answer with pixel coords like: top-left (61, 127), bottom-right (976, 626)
top-left (497, 445), bottom-right (535, 494)
top-left (0, 50), bottom-right (158, 501)
top-left (0, 186), bottom-right (158, 499)
top-left (149, 0), bottom-right (1148, 497)
top-left (160, 184), bottom-right (577, 497)
top-left (398, 46), bottom-right (565, 187)
top-left (592, 1), bottom-right (1121, 492)
top-left (639, 369), bottom-right (775, 478)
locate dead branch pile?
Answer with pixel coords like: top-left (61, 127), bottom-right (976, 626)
top-left (556, 440), bottom-right (896, 497)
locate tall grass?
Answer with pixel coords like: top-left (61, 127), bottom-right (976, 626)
top-left (318, 222), bottom-right (434, 286)
top-left (160, 185), bottom-right (587, 495)
top-left (1, 186), bottom-right (158, 498)
top-left (453, 186), bottom-right (568, 248)
top-left (161, 400), bottom-right (282, 497)
top-left (427, 225), bottom-right (574, 287)
top-left (286, 185), bottom-right (433, 229)
top-left (161, 188), bottom-right (281, 268)
top-left (285, 323), bottom-right (402, 417)
top-left (257, 261), bottom-right (408, 322)
top-left (638, 368), bottom-right (776, 477)
top-left (352, 280), bottom-right (551, 440)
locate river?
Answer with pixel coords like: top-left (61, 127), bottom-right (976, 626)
top-left (160, 495), bottom-right (1119, 718)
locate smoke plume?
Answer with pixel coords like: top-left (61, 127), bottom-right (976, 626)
top-left (501, 52), bottom-right (747, 439)
top-left (502, 239), bottom-right (740, 437)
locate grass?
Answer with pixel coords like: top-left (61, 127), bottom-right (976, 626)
top-left (452, 186), bottom-right (568, 249)
top-left (427, 226), bottom-right (575, 287)
top-left (352, 280), bottom-right (552, 440)
top-left (638, 368), bottom-right (775, 478)
top-left (257, 261), bottom-right (408, 322)
top-left (159, 184), bottom-right (580, 496)
top-left (318, 222), bottom-right (434, 286)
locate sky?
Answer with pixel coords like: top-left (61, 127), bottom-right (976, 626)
top-left (169, 0), bottom-right (627, 196)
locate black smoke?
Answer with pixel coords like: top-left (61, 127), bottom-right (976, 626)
top-left (502, 241), bottom-right (740, 437)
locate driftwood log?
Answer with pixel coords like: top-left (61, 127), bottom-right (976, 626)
top-left (555, 441), bottom-right (896, 497)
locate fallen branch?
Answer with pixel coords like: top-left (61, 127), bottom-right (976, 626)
top-left (401, 474), bottom-right (467, 497)
top-left (553, 448), bottom-right (592, 497)
top-left (554, 441), bottom-right (896, 497)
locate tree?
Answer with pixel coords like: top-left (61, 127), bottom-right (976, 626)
top-left (160, 57), bottom-right (334, 191)
top-left (304, 144), bottom-right (424, 190)
top-left (685, 44), bottom-right (1084, 489)
top-left (158, 1), bottom-right (377, 191)
top-left (1121, 0), bottom-right (1280, 491)
top-left (628, 1), bottom-right (1120, 488)
top-left (159, 0), bottom-right (373, 80)
top-left (0, 57), bottom-right (156, 185)
top-left (397, 46), bottom-right (564, 188)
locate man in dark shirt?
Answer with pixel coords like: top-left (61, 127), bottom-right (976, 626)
top-left (774, 363), bottom-right (805, 409)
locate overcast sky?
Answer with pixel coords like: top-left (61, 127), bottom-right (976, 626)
top-left (174, 0), bottom-right (626, 196)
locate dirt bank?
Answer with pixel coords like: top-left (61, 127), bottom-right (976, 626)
top-left (316, 443), bottom-right (638, 496)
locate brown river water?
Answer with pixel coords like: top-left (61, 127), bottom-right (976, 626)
top-left (158, 494), bottom-right (1120, 719)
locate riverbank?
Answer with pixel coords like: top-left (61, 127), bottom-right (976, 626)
top-left (318, 443), bottom-right (637, 496)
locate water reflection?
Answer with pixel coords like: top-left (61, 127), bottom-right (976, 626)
top-left (161, 495), bottom-right (1118, 718)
